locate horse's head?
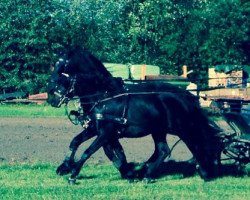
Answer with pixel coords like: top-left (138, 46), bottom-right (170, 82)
top-left (47, 57), bottom-right (76, 107)
top-left (47, 46), bottom-right (124, 107)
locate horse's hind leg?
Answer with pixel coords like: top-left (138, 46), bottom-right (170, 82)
top-left (103, 140), bottom-right (136, 179)
top-left (143, 134), bottom-right (170, 180)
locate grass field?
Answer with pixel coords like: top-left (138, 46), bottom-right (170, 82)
top-left (0, 103), bottom-right (65, 118)
top-left (0, 104), bottom-right (249, 199)
top-left (0, 163), bottom-right (249, 200)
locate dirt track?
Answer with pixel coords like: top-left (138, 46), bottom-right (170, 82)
top-left (0, 117), bottom-right (193, 165)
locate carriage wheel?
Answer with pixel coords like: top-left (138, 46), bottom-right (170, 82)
top-left (219, 139), bottom-right (249, 171)
top-left (209, 101), bottom-right (223, 114)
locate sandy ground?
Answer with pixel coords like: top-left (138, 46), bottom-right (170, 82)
top-left (0, 117), bottom-right (194, 165)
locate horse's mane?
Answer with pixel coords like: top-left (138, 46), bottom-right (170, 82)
top-left (67, 46), bottom-right (124, 91)
top-left (67, 46), bottom-right (113, 79)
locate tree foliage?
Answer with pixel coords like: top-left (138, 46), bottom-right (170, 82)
top-left (0, 0), bottom-right (249, 93)
top-left (0, 0), bottom-right (63, 93)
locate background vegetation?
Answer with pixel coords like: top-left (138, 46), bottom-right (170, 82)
top-left (0, 0), bottom-right (249, 93)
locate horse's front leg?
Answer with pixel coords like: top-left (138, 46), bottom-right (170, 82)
top-left (69, 133), bottom-right (108, 184)
top-left (56, 127), bottom-right (95, 176)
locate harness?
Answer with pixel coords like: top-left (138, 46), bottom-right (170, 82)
top-left (62, 74), bottom-right (198, 131)
top-left (64, 76), bottom-right (200, 131)
top-left (65, 92), bottom-right (131, 130)
top-left (95, 93), bottom-right (130, 126)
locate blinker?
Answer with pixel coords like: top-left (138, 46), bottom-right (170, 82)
top-left (54, 91), bottom-right (62, 98)
top-left (62, 73), bottom-right (70, 78)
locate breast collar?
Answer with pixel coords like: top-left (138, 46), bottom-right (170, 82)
top-left (65, 92), bottom-right (130, 129)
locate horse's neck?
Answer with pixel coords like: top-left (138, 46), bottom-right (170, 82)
top-left (93, 74), bottom-right (125, 94)
top-left (108, 77), bottom-right (125, 92)
top-left (78, 77), bottom-right (125, 114)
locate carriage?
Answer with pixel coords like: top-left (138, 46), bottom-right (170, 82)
top-left (47, 47), bottom-right (249, 184)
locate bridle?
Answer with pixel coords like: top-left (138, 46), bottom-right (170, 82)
top-left (52, 72), bottom-right (77, 107)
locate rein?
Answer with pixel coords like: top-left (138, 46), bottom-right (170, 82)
top-left (65, 90), bottom-right (196, 129)
top-left (72, 90), bottom-right (197, 105)
top-left (65, 70), bottom-right (243, 107)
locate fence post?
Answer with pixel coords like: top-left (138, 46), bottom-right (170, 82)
top-left (141, 64), bottom-right (146, 80)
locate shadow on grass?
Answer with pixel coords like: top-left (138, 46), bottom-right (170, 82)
top-left (66, 160), bottom-right (249, 184)
top-left (153, 160), bottom-right (197, 179)
top-left (152, 159), bottom-right (249, 180)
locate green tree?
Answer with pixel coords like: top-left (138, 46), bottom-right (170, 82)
top-left (0, 0), bottom-right (249, 93)
top-left (0, 0), bottom-right (66, 93)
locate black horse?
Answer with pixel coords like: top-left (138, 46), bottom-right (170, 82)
top-left (47, 46), bottom-right (224, 183)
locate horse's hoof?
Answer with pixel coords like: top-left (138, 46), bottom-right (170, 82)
top-left (121, 171), bottom-right (135, 180)
top-left (56, 160), bottom-right (75, 176)
top-left (56, 167), bottom-right (66, 176)
top-left (68, 177), bottom-right (77, 185)
top-left (142, 177), bottom-right (155, 184)
top-left (198, 167), bottom-right (216, 182)
top-left (56, 165), bottom-right (71, 176)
